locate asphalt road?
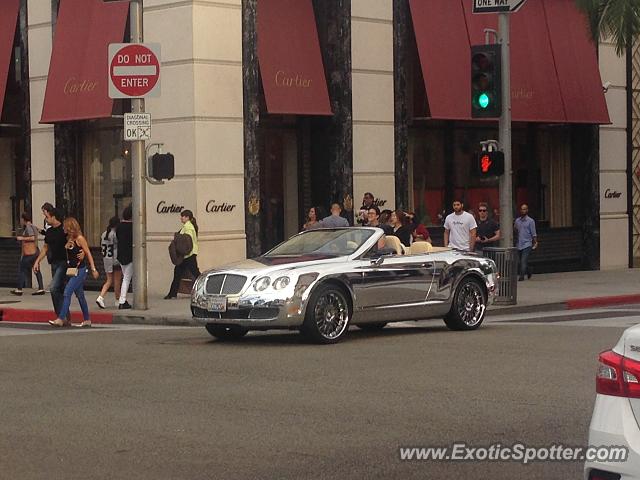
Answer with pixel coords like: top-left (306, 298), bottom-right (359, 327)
top-left (0, 306), bottom-right (638, 480)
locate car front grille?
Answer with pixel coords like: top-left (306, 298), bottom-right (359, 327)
top-left (205, 274), bottom-right (247, 295)
top-left (191, 306), bottom-right (279, 320)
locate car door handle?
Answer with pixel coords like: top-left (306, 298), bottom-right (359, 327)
top-left (422, 263), bottom-right (434, 268)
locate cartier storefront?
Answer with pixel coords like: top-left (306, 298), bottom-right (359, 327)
top-left (1, 0), bottom-right (633, 297)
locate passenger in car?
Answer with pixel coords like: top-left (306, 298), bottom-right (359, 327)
top-left (389, 210), bottom-right (412, 247)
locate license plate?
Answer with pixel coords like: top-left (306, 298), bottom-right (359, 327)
top-left (207, 295), bottom-right (227, 312)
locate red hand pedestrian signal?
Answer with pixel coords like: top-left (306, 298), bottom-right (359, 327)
top-left (477, 151), bottom-right (505, 176)
top-left (481, 154), bottom-right (492, 174)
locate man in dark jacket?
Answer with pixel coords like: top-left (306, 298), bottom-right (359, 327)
top-left (116, 205), bottom-right (133, 309)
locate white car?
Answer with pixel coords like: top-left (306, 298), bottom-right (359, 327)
top-left (585, 324), bottom-right (640, 479)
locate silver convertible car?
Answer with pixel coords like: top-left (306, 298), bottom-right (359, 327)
top-left (191, 227), bottom-right (498, 344)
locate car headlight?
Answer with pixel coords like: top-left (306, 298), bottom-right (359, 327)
top-left (253, 276), bottom-right (271, 291)
top-left (272, 276), bottom-right (290, 290)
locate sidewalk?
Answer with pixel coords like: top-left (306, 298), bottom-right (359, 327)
top-left (0, 268), bottom-right (638, 326)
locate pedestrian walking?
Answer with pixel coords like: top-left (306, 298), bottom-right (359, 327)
top-left (116, 204), bottom-right (133, 309)
top-left (165, 209), bottom-right (201, 299)
top-left (96, 216), bottom-right (122, 309)
top-left (47, 217), bottom-right (99, 328)
top-left (475, 202), bottom-right (500, 252)
top-left (33, 208), bottom-right (68, 320)
top-left (39, 202), bottom-right (54, 235)
top-left (514, 203), bottom-right (538, 281)
top-left (443, 199), bottom-right (477, 251)
top-left (318, 203), bottom-right (349, 228)
top-left (11, 212), bottom-right (45, 296)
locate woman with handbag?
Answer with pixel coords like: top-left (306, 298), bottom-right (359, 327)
top-left (48, 217), bottom-right (99, 328)
top-left (164, 209), bottom-right (201, 299)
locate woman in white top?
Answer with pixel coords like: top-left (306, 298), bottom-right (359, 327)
top-left (96, 216), bottom-right (122, 309)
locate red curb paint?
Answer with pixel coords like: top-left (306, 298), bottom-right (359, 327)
top-left (0, 308), bottom-right (113, 324)
top-left (566, 294), bottom-right (640, 310)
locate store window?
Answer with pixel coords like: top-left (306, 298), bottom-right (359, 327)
top-left (410, 123), bottom-right (573, 228)
top-left (80, 120), bottom-right (131, 245)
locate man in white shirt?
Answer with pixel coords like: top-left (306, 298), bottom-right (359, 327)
top-left (443, 200), bottom-right (477, 251)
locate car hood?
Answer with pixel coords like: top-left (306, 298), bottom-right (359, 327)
top-left (202, 255), bottom-right (347, 277)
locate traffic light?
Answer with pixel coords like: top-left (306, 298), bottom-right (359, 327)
top-left (149, 152), bottom-right (175, 181)
top-left (471, 44), bottom-right (502, 118)
top-left (477, 150), bottom-right (504, 176)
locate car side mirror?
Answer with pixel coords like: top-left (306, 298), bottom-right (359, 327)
top-left (370, 256), bottom-right (385, 267)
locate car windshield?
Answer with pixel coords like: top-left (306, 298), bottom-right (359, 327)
top-left (265, 229), bottom-right (376, 257)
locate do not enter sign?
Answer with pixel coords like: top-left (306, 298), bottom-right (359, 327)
top-left (108, 43), bottom-right (161, 99)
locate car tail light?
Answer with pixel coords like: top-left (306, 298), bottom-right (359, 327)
top-left (596, 350), bottom-right (640, 398)
top-left (588, 469), bottom-right (621, 480)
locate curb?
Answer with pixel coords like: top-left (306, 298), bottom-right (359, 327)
top-left (490, 294), bottom-right (640, 316)
top-left (0, 308), bottom-right (113, 324)
top-left (566, 294), bottom-right (640, 310)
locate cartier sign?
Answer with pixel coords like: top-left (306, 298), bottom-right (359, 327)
top-left (275, 70), bottom-right (312, 89)
top-left (604, 188), bottom-right (622, 199)
top-left (206, 200), bottom-right (236, 213)
top-left (156, 201), bottom-right (184, 214)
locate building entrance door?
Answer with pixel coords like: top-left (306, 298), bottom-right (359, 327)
top-left (259, 129), bottom-right (299, 252)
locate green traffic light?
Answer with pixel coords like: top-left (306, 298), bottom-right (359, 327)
top-left (478, 93), bottom-right (490, 109)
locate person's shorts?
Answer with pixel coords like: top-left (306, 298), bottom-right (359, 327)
top-left (103, 258), bottom-right (120, 274)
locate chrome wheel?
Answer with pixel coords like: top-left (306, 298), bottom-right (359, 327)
top-left (455, 281), bottom-right (485, 327)
top-left (444, 277), bottom-right (487, 331)
top-left (314, 291), bottom-right (349, 340)
top-left (302, 284), bottom-right (352, 344)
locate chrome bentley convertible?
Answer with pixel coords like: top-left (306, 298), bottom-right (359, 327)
top-left (191, 227), bottom-right (498, 344)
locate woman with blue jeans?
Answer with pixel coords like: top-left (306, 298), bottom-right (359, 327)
top-left (48, 217), bottom-right (99, 328)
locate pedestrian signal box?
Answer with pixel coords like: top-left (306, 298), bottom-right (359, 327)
top-left (149, 152), bottom-right (175, 181)
top-left (477, 150), bottom-right (504, 176)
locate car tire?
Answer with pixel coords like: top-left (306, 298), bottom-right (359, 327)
top-left (443, 277), bottom-right (487, 331)
top-left (205, 324), bottom-right (248, 340)
top-left (301, 284), bottom-right (351, 344)
top-left (357, 322), bottom-right (387, 331)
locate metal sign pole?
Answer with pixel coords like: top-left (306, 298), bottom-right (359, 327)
top-left (130, 0), bottom-right (148, 310)
top-left (498, 12), bottom-right (513, 248)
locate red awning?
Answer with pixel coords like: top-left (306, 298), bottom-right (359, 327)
top-left (257, 0), bottom-right (331, 116)
top-left (40, 0), bottom-right (130, 123)
top-left (409, 0), bottom-right (470, 120)
top-left (0, 0), bottom-right (20, 118)
top-left (462, 0), bottom-right (566, 123)
top-left (543, 0), bottom-right (610, 124)
top-left (409, 0), bottom-right (608, 124)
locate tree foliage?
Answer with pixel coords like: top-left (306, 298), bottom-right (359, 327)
top-left (576, 0), bottom-right (640, 55)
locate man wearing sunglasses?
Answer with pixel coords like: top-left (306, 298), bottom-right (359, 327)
top-left (475, 202), bottom-right (500, 252)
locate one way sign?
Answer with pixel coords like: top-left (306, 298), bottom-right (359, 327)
top-left (473, 0), bottom-right (527, 14)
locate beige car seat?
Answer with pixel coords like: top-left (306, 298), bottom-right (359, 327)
top-left (410, 241), bottom-right (433, 254)
top-left (384, 235), bottom-right (405, 255)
